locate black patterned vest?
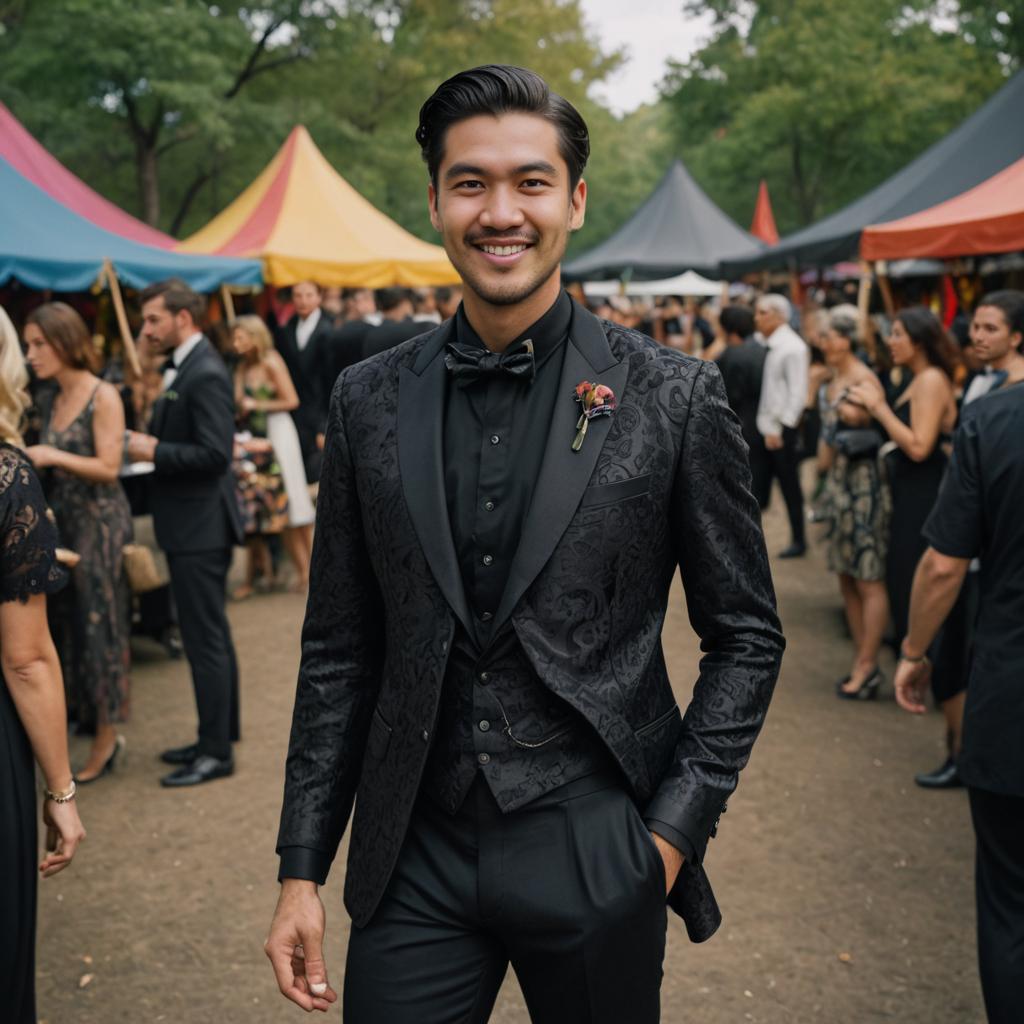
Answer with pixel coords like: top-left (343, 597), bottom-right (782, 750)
top-left (421, 625), bottom-right (616, 813)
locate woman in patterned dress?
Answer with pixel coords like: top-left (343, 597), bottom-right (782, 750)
top-left (23, 303), bottom-right (133, 783)
top-left (231, 316), bottom-right (314, 597)
top-left (0, 304), bottom-right (85, 1022)
top-left (818, 305), bottom-right (891, 700)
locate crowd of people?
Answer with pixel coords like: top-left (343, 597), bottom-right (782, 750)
top-left (0, 272), bottom-right (1021, 1019)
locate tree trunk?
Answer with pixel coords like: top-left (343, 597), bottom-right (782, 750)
top-left (136, 141), bottom-right (161, 227)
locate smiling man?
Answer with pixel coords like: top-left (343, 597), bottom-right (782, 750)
top-left (266, 65), bottom-right (784, 1022)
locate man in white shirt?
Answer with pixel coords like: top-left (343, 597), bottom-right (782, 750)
top-left (753, 294), bottom-right (810, 558)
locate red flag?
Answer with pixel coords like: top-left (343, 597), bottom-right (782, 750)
top-left (941, 275), bottom-right (958, 328)
top-left (750, 179), bottom-right (779, 245)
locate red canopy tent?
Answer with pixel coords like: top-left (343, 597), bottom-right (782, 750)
top-left (861, 156), bottom-right (1024, 260)
top-left (749, 179), bottom-right (779, 246)
top-left (0, 101), bottom-right (175, 248)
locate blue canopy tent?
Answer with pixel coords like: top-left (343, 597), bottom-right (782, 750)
top-left (0, 158), bottom-right (262, 291)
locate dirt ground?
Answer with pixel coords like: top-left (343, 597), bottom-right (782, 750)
top-left (36, 496), bottom-right (985, 1023)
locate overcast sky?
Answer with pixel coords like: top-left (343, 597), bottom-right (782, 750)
top-left (580, 0), bottom-right (714, 115)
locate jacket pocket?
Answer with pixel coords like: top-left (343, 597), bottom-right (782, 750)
top-left (579, 473), bottom-right (652, 509)
top-left (366, 706), bottom-right (392, 760)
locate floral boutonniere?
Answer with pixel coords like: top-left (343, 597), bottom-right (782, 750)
top-left (572, 380), bottom-right (616, 452)
top-left (162, 390), bottom-right (179, 402)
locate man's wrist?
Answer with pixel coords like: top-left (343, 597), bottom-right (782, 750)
top-left (280, 877), bottom-right (318, 894)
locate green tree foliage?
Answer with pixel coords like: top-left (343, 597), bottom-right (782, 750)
top-left (955, 1), bottom-right (1024, 65)
top-left (662, 0), bottom-right (1007, 234)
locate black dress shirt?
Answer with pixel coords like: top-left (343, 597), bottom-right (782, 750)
top-left (923, 381), bottom-right (1024, 795)
top-left (443, 290), bottom-right (572, 640)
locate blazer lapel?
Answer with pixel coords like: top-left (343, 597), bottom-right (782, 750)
top-left (397, 321), bottom-right (475, 637)
top-left (493, 304), bottom-right (629, 632)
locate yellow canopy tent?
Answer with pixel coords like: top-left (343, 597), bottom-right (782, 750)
top-left (179, 126), bottom-right (459, 287)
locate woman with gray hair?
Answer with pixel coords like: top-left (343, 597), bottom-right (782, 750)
top-left (818, 305), bottom-right (891, 699)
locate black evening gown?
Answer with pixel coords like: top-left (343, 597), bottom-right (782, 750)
top-left (883, 402), bottom-right (949, 644)
top-left (0, 444), bottom-right (67, 1022)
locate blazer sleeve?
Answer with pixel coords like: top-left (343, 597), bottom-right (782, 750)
top-left (276, 373), bottom-right (386, 875)
top-left (153, 364), bottom-right (235, 477)
top-left (644, 360), bottom-right (785, 862)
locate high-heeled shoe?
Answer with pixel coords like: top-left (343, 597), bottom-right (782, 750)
top-left (836, 667), bottom-right (883, 701)
top-left (75, 734), bottom-right (126, 784)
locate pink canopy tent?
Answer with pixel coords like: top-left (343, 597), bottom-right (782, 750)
top-left (0, 101), bottom-right (175, 248)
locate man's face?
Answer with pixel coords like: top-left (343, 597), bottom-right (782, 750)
top-left (971, 305), bottom-right (1021, 367)
top-left (293, 282), bottom-right (321, 318)
top-left (141, 296), bottom-right (187, 353)
top-left (754, 304), bottom-right (783, 336)
top-left (428, 113), bottom-right (586, 308)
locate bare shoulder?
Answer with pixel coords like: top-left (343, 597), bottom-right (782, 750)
top-left (914, 365), bottom-right (954, 398)
top-left (93, 379), bottom-right (123, 409)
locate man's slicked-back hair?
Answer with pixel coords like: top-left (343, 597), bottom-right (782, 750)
top-left (416, 65), bottom-right (590, 190)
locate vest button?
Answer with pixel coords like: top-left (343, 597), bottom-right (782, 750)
top-left (478, 720), bottom-right (491, 732)
top-left (480, 611), bottom-right (494, 622)
top-left (477, 752), bottom-right (491, 765)
top-left (484, 500), bottom-right (495, 511)
top-left (490, 434), bottom-right (500, 445)
top-left (479, 671), bottom-right (489, 683)
top-left (421, 729), bottom-right (429, 742)
top-left (482, 554), bottom-right (493, 566)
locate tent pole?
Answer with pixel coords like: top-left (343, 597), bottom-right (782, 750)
top-left (875, 260), bottom-right (896, 319)
top-left (103, 259), bottom-right (142, 380)
top-left (220, 284), bottom-right (236, 325)
top-left (858, 261), bottom-right (877, 365)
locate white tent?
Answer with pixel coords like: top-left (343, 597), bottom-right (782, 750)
top-left (582, 269), bottom-right (723, 299)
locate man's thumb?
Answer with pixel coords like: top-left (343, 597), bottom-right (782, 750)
top-left (303, 936), bottom-right (329, 996)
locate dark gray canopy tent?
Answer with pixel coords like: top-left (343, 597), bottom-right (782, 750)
top-left (720, 69), bottom-right (1024, 276)
top-left (563, 160), bottom-right (763, 281)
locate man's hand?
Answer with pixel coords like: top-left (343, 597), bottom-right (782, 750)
top-left (764, 433), bottom-right (783, 451)
top-left (650, 832), bottom-right (684, 896)
top-left (316, 432), bottom-right (326, 451)
top-left (894, 655), bottom-right (932, 714)
top-left (125, 431), bottom-right (158, 463)
top-left (265, 879), bottom-right (338, 1013)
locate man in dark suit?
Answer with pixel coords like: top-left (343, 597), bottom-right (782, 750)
top-left (894, 291), bottom-right (1024, 1024)
top-left (715, 304), bottom-right (768, 493)
top-left (360, 287), bottom-right (431, 360)
top-left (274, 280), bottom-right (334, 483)
top-left (266, 66), bottom-right (784, 1021)
top-left (127, 279), bottom-right (243, 787)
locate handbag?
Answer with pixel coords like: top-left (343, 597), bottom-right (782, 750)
top-left (834, 427), bottom-right (884, 460)
top-left (122, 543), bottom-right (167, 593)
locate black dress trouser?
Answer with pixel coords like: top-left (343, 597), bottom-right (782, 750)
top-left (969, 787), bottom-right (1024, 1024)
top-left (166, 548), bottom-right (239, 760)
top-left (749, 425), bottom-right (805, 545)
top-left (345, 773), bottom-right (668, 1023)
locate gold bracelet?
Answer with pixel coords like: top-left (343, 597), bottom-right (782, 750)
top-left (45, 779), bottom-right (77, 803)
top-left (899, 650), bottom-right (929, 665)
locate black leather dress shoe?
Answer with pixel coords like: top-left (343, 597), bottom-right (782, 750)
top-left (160, 743), bottom-right (200, 765)
top-left (160, 755), bottom-right (234, 788)
top-left (914, 757), bottom-right (963, 789)
top-left (778, 543), bottom-right (807, 559)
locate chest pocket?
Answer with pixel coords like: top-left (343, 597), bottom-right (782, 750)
top-left (579, 473), bottom-right (652, 509)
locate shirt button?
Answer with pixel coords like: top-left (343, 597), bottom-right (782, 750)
top-left (490, 434), bottom-right (500, 445)
top-left (480, 611), bottom-right (493, 622)
top-left (421, 729), bottom-right (429, 742)
top-left (477, 752), bottom-right (491, 765)
top-left (478, 720), bottom-right (491, 732)
top-left (484, 500), bottom-right (495, 512)
top-left (482, 554), bottom-right (493, 566)
top-left (479, 671), bottom-right (490, 683)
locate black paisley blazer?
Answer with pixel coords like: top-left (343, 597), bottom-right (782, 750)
top-left (277, 301), bottom-right (785, 942)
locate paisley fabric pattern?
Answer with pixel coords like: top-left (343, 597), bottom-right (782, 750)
top-left (277, 305), bottom-right (785, 942)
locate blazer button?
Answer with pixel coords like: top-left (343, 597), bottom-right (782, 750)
top-left (478, 720), bottom-right (491, 732)
top-left (477, 752), bottom-right (491, 765)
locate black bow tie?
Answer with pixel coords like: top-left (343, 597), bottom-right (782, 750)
top-left (160, 357), bottom-right (176, 374)
top-left (444, 338), bottom-right (535, 386)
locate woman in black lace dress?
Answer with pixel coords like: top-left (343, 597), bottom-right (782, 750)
top-left (0, 305), bottom-right (85, 1022)
top-left (23, 303), bottom-right (133, 783)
